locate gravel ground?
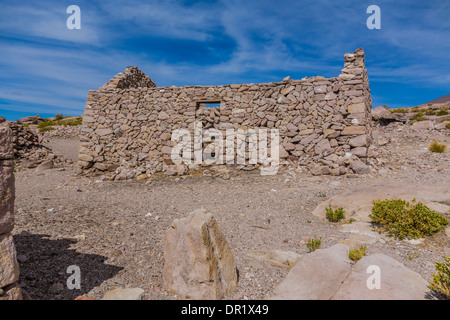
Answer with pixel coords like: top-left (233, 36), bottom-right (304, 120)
top-left (11, 124), bottom-right (450, 300)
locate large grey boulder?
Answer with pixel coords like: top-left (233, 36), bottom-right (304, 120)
top-left (372, 106), bottom-right (407, 124)
top-left (163, 209), bottom-right (238, 300)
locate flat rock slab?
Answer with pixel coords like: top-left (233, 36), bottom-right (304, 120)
top-left (271, 244), bottom-right (352, 300)
top-left (271, 244), bottom-right (432, 300)
top-left (338, 221), bottom-right (386, 246)
top-left (312, 181), bottom-right (450, 222)
top-left (101, 287), bottom-right (145, 300)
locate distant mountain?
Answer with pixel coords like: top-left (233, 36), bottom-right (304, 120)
top-left (424, 94), bottom-right (450, 104)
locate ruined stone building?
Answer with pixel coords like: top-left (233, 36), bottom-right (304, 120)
top-left (78, 48), bottom-right (374, 178)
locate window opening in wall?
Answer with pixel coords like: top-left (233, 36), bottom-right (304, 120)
top-left (197, 101), bottom-right (221, 109)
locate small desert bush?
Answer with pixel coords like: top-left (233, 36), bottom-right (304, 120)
top-left (306, 236), bottom-right (322, 252)
top-left (409, 112), bottom-right (427, 122)
top-left (55, 113), bottom-right (64, 120)
top-left (326, 205), bottom-right (345, 222)
top-left (429, 257), bottom-right (450, 298)
top-left (429, 141), bottom-right (447, 153)
top-left (446, 123), bottom-right (450, 130)
top-left (370, 199), bottom-right (448, 240)
top-left (348, 245), bottom-right (367, 261)
top-left (390, 108), bottom-right (409, 113)
top-left (425, 109), bottom-right (436, 115)
top-left (436, 108), bottom-right (449, 116)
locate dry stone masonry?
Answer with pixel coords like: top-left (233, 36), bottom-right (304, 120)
top-left (79, 48), bottom-right (374, 178)
top-left (99, 66), bottom-right (156, 91)
top-left (0, 126), bottom-right (22, 300)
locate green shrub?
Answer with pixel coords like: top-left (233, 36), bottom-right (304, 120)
top-left (370, 199), bottom-right (448, 240)
top-left (306, 236), bottom-right (322, 252)
top-left (436, 108), bottom-right (449, 116)
top-left (60, 118), bottom-right (82, 126)
top-left (326, 205), bottom-right (345, 222)
top-left (348, 245), bottom-right (367, 261)
top-left (55, 113), bottom-right (64, 120)
top-left (429, 141), bottom-right (447, 153)
top-left (425, 109), bottom-right (436, 115)
top-left (409, 112), bottom-right (427, 122)
top-left (429, 257), bottom-right (450, 298)
top-left (446, 123), bottom-right (450, 130)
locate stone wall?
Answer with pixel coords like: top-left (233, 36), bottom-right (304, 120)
top-left (0, 126), bottom-right (22, 300)
top-left (79, 48), bottom-right (374, 178)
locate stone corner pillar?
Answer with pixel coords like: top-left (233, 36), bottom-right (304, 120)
top-left (340, 48), bottom-right (374, 166)
top-left (0, 126), bottom-right (22, 300)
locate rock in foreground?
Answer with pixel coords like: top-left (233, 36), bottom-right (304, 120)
top-left (163, 209), bottom-right (238, 300)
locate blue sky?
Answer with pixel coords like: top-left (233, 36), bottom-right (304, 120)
top-left (1, 0), bottom-right (449, 121)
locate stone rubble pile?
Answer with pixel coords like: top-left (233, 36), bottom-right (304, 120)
top-left (1, 121), bottom-right (73, 170)
top-left (99, 66), bottom-right (157, 90)
top-left (79, 48), bottom-right (375, 179)
top-left (6, 122), bottom-right (41, 159)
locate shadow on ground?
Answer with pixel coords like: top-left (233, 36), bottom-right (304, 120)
top-left (14, 232), bottom-right (123, 300)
